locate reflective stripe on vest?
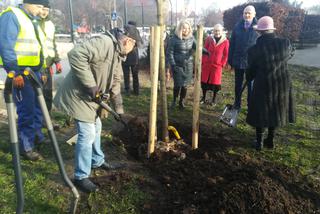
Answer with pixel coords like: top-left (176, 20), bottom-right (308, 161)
top-left (43, 20), bottom-right (55, 58)
top-left (0, 6), bottom-right (41, 66)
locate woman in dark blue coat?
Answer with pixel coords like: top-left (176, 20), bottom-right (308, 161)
top-left (246, 16), bottom-right (295, 151)
top-left (167, 20), bottom-right (195, 109)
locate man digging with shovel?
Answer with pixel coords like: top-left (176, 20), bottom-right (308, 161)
top-left (53, 25), bottom-right (140, 193)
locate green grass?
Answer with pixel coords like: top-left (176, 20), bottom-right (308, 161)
top-left (0, 64), bottom-right (319, 212)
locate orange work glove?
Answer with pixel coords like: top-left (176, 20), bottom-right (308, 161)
top-left (13, 75), bottom-right (24, 88)
top-left (55, 62), bottom-right (62, 73)
top-left (41, 74), bottom-right (48, 84)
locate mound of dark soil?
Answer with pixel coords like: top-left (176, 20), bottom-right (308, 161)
top-left (146, 140), bottom-right (320, 213)
top-left (117, 117), bottom-right (320, 214)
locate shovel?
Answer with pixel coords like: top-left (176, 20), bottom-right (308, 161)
top-left (4, 71), bottom-right (24, 214)
top-left (220, 81), bottom-right (247, 127)
top-left (23, 68), bottom-right (80, 213)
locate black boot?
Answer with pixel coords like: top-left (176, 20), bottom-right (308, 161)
top-left (179, 98), bottom-right (185, 109)
top-left (255, 128), bottom-right (264, 151)
top-left (179, 86), bottom-right (187, 109)
top-left (171, 87), bottom-right (180, 109)
top-left (264, 127), bottom-right (275, 149)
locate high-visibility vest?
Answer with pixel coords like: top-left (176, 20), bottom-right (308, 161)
top-left (43, 20), bottom-right (56, 58)
top-left (0, 6), bottom-right (41, 67)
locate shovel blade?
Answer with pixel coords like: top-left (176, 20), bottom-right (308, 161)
top-left (219, 104), bottom-right (240, 127)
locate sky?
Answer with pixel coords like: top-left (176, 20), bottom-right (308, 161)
top-left (172, 0), bottom-right (320, 13)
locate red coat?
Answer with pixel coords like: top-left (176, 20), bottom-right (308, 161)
top-left (201, 36), bottom-right (229, 85)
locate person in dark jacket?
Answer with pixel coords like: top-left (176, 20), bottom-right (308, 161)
top-left (167, 20), bottom-right (195, 109)
top-left (122, 21), bottom-right (142, 95)
top-left (228, 5), bottom-right (259, 110)
top-left (246, 16), bottom-right (295, 151)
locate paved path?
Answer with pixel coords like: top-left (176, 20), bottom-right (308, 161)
top-left (289, 45), bottom-right (320, 68)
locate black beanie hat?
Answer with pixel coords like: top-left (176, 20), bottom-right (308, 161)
top-left (23, 0), bottom-right (50, 7)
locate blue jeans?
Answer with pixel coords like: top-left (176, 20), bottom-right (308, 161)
top-left (74, 117), bottom-right (105, 180)
top-left (14, 71), bottom-right (44, 152)
top-left (234, 68), bottom-right (252, 109)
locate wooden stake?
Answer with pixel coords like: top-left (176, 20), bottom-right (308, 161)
top-left (149, 26), bottom-right (155, 81)
top-left (192, 25), bottom-right (204, 150)
top-left (148, 26), bottom-right (161, 158)
top-left (157, 0), bottom-right (169, 142)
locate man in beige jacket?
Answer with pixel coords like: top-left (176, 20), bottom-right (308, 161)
top-left (53, 25), bottom-right (139, 193)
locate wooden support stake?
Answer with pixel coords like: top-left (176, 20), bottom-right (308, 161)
top-left (192, 25), bottom-right (204, 150)
top-left (157, 0), bottom-right (169, 142)
top-left (149, 26), bottom-right (155, 81)
top-left (148, 26), bottom-right (161, 158)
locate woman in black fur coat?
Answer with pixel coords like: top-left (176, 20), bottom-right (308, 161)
top-left (246, 16), bottom-right (295, 151)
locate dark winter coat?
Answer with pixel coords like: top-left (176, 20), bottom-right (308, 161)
top-left (123, 46), bottom-right (139, 65)
top-left (228, 18), bottom-right (258, 69)
top-left (167, 34), bottom-right (196, 87)
top-left (201, 35), bottom-right (229, 85)
top-left (246, 33), bottom-right (295, 128)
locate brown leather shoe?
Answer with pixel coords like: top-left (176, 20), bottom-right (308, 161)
top-left (22, 151), bottom-right (43, 161)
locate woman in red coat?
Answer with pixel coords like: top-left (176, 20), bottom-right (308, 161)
top-left (201, 24), bottom-right (229, 106)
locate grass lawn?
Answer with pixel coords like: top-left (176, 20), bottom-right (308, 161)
top-left (0, 64), bottom-right (319, 213)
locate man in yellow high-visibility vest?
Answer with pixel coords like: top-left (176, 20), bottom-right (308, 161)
top-left (39, 1), bottom-right (62, 115)
top-left (0, 0), bottom-right (48, 161)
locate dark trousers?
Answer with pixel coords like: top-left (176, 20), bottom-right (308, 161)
top-left (43, 67), bottom-right (53, 112)
top-left (123, 64), bottom-right (139, 95)
top-left (234, 68), bottom-right (252, 109)
top-left (173, 86), bottom-right (187, 102)
top-left (14, 71), bottom-right (44, 152)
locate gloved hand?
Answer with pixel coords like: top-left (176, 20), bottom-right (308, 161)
top-left (41, 73), bottom-right (48, 84)
top-left (49, 66), bottom-right (54, 75)
top-left (86, 85), bottom-right (99, 100)
top-left (55, 62), bottom-right (62, 73)
top-left (13, 75), bottom-right (24, 88)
